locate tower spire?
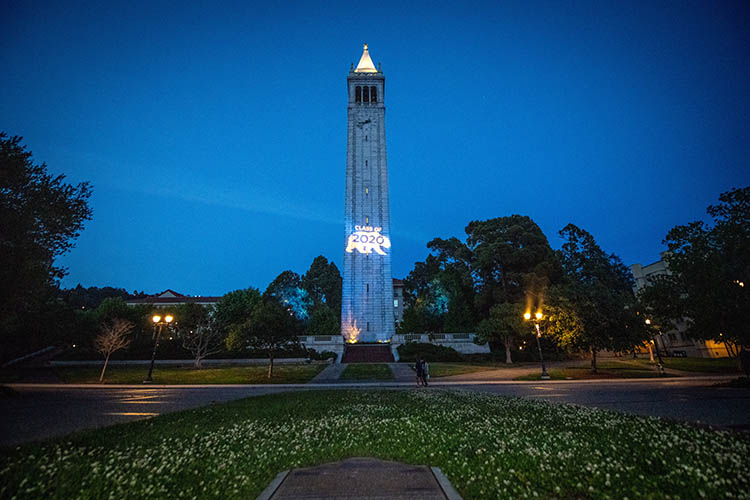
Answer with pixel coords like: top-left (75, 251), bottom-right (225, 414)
top-left (354, 43), bottom-right (378, 73)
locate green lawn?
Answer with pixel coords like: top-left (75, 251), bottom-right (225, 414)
top-left (340, 363), bottom-right (393, 380)
top-left (633, 356), bottom-right (741, 373)
top-left (2, 390), bottom-right (747, 499)
top-left (428, 362), bottom-right (533, 378)
top-left (515, 361), bottom-right (672, 381)
top-left (55, 364), bottom-right (325, 384)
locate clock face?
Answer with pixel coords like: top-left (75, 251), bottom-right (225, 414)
top-left (356, 118), bottom-right (372, 129)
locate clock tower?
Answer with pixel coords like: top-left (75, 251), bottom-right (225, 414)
top-left (341, 44), bottom-right (395, 344)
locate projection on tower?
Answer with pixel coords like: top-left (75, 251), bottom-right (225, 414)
top-left (340, 44), bottom-right (395, 344)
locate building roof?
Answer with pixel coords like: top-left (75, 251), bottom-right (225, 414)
top-left (392, 278), bottom-right (404, 286)
top-left (354, 44), bottom-right (378, 73)
top-left (126, 289), bottom-right (220, 305)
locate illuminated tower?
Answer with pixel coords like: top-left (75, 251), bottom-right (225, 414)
top-left (341, 44), bottom-right (394, 344)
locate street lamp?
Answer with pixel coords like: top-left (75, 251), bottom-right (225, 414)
top-left (524, 311), bottom-right (550, 380)
top-left (645, 318), bottom-right (665, 376)
top-left (144, 313), bottom-right (174, 383)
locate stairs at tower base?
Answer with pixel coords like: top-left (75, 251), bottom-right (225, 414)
top-left (341, 344), bottom-right (395, 363)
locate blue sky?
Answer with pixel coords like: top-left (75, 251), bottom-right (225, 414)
top-left (3, 0), bottom-right (749, 295)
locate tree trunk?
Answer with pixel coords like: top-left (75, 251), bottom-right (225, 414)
top-left (591, 348), bottom-right (598, 373)
top-left (647, 342), bottom-right (654, 363)
top-left (194, 356), bottom-right (202, 369)
top-left (725, 341), bottom-right (737, 358)
top-left (99, 353), bottom-right (110, 382)
top-left (504, 337), bottom-right (512, 364)
top-left (267, 352), bottom-right (274, 379)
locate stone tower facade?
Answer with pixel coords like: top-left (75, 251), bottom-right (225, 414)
top-left (340, 44), bottom-right (395, 344)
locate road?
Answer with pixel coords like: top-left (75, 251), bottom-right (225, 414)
top-left (456, 378), bottom-right (750, 430)
top-left (0, 385), bottom-right (288, 447)
top-left (1, 378), bottom-right (748, 447)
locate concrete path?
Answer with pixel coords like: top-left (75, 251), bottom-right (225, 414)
top-left (389, 363), bottom-right (417, 383)
top-left (309, 363), bottom-right (347, 384)
top-left (257, 457), bottom-right (461, 500)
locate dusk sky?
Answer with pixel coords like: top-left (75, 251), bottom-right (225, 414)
top-left (3, 0), bottom-right (749, 296)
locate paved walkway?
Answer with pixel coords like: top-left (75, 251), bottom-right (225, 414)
top-left (257, 457), bottom-right (461, 500)
top-left (309, 363), bottom-right (347, 384)
top-left (389, 363), bottom-right (417, 383)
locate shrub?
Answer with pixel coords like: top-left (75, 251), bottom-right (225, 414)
top-left (307, 349), bottom-right (338, 361)
top-left (397, 342), bottom-right (463, 362)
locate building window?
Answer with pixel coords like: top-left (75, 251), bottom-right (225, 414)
top-left (365, 135), bottom-right (367, 141)
top-left (366, 283), bottom-right (369, 293)
top-left (365, 216), bottom-right (369, 224)
top-left (394, 299), bottom-right (398, 307)
top-left (367, 322), bottom-right (370, 331)
top-left (363, 86), bottom-right (369, 103)
top-left (365, 187), bottom-right (369, 195)
top-left (365, 160), bottom-right (368, 167)
top-left (370, 86), bottom-right (377, 103)
top-left (355, 86), bottom-right (361, 103)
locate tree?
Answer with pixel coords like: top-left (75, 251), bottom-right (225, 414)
top-left (214, 288), bottom-right (261, 334)
top-left (401, 216), bottom-right (562, 358)
top-left (226, 297), bottom-right (301, 378)
top-left (301, 255), bottom-right (342, 318)
top-left (557, 224), bottom-right (646, 372)
top-left (477, 302), bottom-right (525, 363)
top-left (175, 303), bottom-right (223, 368)
top-left (1, 133), bottom-right (93, 359)
top-left (465, 215), bottom-right (562, 316)
top-left (306, 304), bottom-right (340, 337)
top-left (58, 285), bottom-right (131, 310)
top-left (94, 319), bottom-right (133, 382)
top-left (640, 187), bottom-right (750, 362)
top-left (265, 270), bottom-right (313, 321)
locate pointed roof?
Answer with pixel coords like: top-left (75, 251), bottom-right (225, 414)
top-left (354, 44), bottom-right (378, 73)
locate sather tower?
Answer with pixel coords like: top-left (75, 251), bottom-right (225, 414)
top-left (341, 44), bottom-right (395, 344)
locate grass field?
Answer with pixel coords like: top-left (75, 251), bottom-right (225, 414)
top-left (515, 361), bottom-right (671, 381)
top-left (339, 363), bottom-right (393, 380)
top-left (428, 362), bottom-right (533, 378)
top-left (633, 356), bottom-right (741, 373)
top-left (1, 390), bottom-right (747, 499)
top-left (55, 364), bottom-right (325, 384)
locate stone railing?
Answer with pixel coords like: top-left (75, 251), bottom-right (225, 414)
top-left (392, 333), bottom-right (478, 344)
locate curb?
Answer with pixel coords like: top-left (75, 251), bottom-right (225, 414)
top-left (3, 375), bottom-right (737, 390)
top-left (255, 470), bottom-right (289, 500)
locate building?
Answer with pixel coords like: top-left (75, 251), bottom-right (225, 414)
top-left (630, 255), bottom-right (731, 358)
top-left (125, 289), bottom-right (220, 308)
top-left (340, 44), bottom-right (395, 344)
top-left (392, 278), bottom-right (404, 325)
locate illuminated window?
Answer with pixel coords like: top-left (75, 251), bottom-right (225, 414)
top-left (365, 216), bottom-right (369, 224)
top-left (394, 299), bottom-right (398, 307)
top-left (363, 86), bottom-right (369, 103)
top-left (355, 86), bottom-right (361, 103)
top-left (365, 187), bottom-right (369, 195)
top-left (371, 86), bottom-right (377, 103)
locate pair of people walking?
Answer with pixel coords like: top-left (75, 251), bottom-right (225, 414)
top-left (414, 357), bottom-right (429, 386)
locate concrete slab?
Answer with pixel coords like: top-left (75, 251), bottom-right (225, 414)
top-left (258, 457), bottom-right (462, 500)
top-left (309, 363), bottom-right (347, 384)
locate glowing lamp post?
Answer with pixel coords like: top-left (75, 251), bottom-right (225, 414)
top-left (524, 311), bottom-right (550, 380)
top-left (144, 313), bottom-right (174, 383)
top-left (645, 318), bottom-right (665, 376)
